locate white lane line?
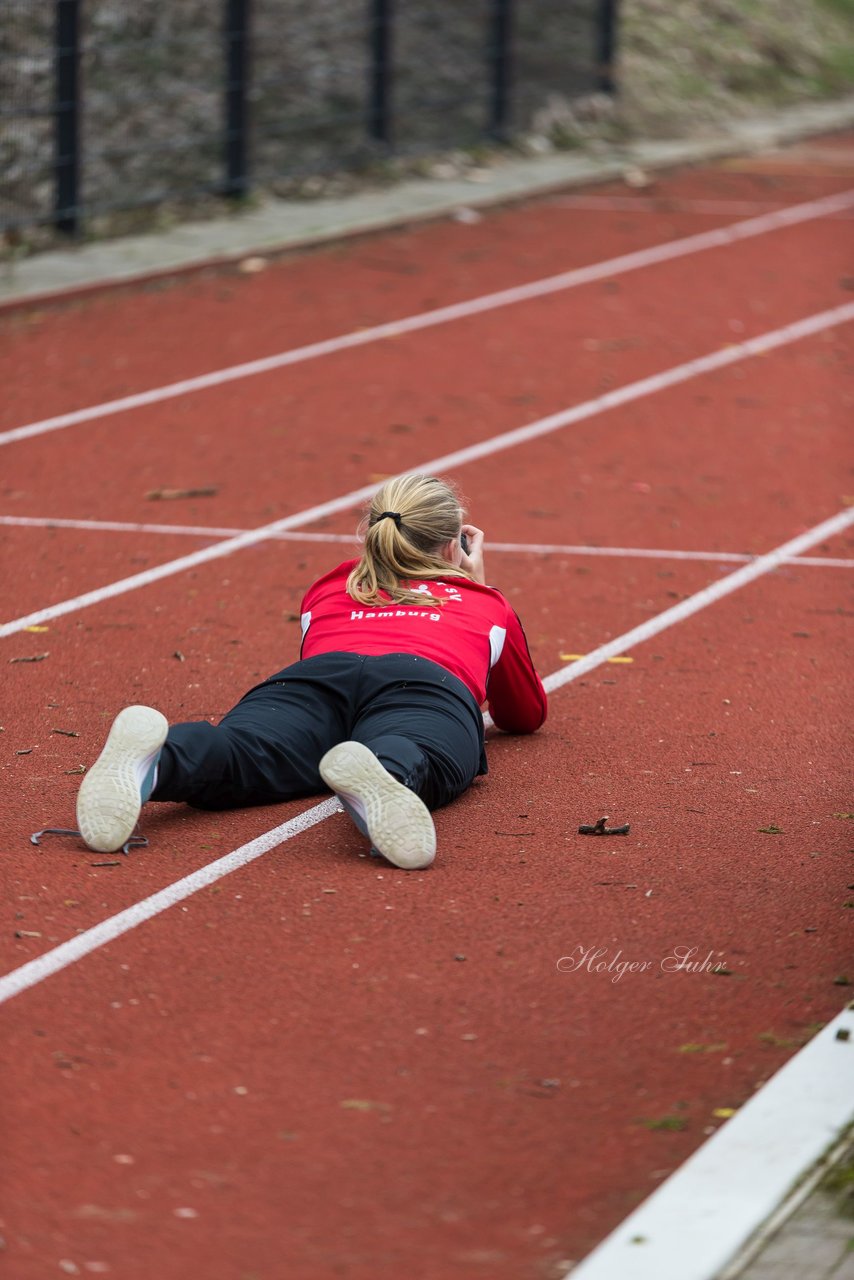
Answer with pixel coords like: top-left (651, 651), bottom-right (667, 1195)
top-left (1, 501), bottom-right (851, 1007)
top-left (2, 299), bottom-right (853, 641)
top-left (554, 194), bottom-right (854, 217)
top-left (2, 515), bottom-right (852, 569)
top-left (0, 515), bottom-right (360, 543)
top-left (0, 800), bottom-right (339, 1006)
top-left (566, 1002), bottom-right (854, 1280)
top-left (2, 186), bottom-right (852, 448)
top-left (541, 506), bottom-right (854, 689)
top-left (492, 543), bottom-right (854, 569)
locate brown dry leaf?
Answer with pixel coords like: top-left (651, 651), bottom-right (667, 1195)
top-left (145, 487), bottom-right (219, 501)
top-left (9, 653), bottom-right (49, 664)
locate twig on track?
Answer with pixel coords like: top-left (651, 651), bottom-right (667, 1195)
top-left (578, 816), bottom-right (631, 836)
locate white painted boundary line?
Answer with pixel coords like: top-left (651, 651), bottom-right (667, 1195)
top-left (0, 800), bottom-right (339, 1006)
top-left (567, 1001), bottom-right (854, 1280)
top-left (477, 506), bottom-right (854, 733)
top-left (3, 299), bottom-right (853, 641)
top-left (554, 194), bottom-right (854, 217)
top-left (3, 514), bottom-right (853, 569)
top-left (2, 186), bottom-right (852, 448)
top-left (540, 508), bottom-right (854, 689)
top-left (494, 544), bottom-right (854, 570)
top-left (0, 515), bottom-right (360, 542)
top-left (1, 502), bottom-right (852, 1007)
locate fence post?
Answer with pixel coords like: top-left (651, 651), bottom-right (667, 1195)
top-left (488, 0), bottom-right (513, 140)
top-left (368, 0), bottom-right (392, 145)
top-left (55, 0), bottom-right (81, 234)
top-left (224, 0), bottom-right (251, 197)
top-left (595, 0), bottom-right (618, 94)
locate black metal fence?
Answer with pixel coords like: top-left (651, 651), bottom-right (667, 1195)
top-left (0, 0), bottom-right (618, 236)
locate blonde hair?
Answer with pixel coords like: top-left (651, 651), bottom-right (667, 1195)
top-left (347, 474), bottom-right (470, 607)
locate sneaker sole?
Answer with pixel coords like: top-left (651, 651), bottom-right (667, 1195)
top-left (76, 705), bottom-right (168, 852)
top-left (319, 741), bottom-right (436, 870)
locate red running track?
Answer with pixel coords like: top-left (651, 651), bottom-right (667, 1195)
top-left (1, 137), bottom-right (853, 1280)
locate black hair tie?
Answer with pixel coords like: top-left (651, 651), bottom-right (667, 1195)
top-left (376, 510), bottom-right (402, 529)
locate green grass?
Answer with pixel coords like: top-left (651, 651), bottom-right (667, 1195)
top-left (818, 45), bottom-right (854, 92)
top-left (818, 0), bottom-right (854, 18)
top-left (638, 1115), bottom-right (689, 1132)
top-left (821, 1149), bottom-right (854, 1219)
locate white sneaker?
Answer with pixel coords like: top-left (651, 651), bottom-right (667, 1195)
top-left (319, 741), bottom-right (436, 870)
top-left (76, 705), bottom-right (168, 852)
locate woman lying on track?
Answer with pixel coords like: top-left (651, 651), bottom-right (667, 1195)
top-left (76, 474), bottom-right (547, 870)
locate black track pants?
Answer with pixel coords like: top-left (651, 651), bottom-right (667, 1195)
top-left (151, 652), bottom-right (487, 812)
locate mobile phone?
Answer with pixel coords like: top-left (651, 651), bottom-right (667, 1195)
top-left (460, 532), bottom-right (469, 555)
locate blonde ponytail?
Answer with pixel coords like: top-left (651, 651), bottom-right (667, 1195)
top-left (346, 475), bottom-right (471, 607)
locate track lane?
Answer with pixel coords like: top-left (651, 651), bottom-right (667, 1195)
top-left (1, 137), bottom-right (852, 1280)
top-left (3, 210), bottom-right (851, 536)
top-left (1, 546), bottom-right (717, 968)
top-left (0, 526), bottom-right (230, 619)
top-left (2, 315), bottom-right (852, 955)
top-left (297, 323), bottom-right (853, 557)
top-left (3, 564), bottom-right (851, 1280)
top-left (2, 164), bottom-right (852, 433)
top-left (3, 308), bottom-right (849, 641)
top-left (2, 511), bottom-right (851, 987)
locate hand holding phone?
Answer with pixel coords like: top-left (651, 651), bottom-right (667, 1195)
top-left (460, 524), bottom-right (485, 584)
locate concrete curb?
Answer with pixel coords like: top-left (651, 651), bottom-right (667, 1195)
top-left (2, 94), bottom-right (854, 311)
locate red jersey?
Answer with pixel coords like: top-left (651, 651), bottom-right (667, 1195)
top-left (299, 560), bottom-right (547, 733)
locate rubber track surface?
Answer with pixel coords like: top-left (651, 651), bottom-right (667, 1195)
top-left (1, 141), bottom-right (852, 1280)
